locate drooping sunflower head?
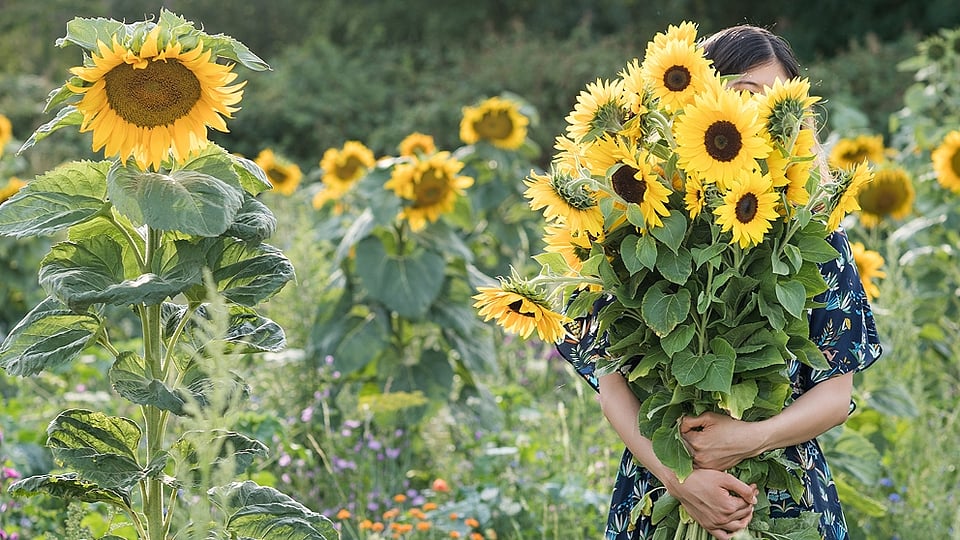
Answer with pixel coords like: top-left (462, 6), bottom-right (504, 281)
top-left (932, 130), bottom-right (960, 193)
top-left (523, 168), bottom-right (603, 237)
top-left (609, 142), bottom-right (672, 230)
top-left (674, 82), bottom-right (771, 189)
top-left (713, 168), bottom-right (780, 249)
top-left (641, 38), bottom-right (716, 112)
top-left (60, 11), bottom-right (267, 170)
top-left (565, 78), bottom-right (627, 144)
top-left (384, 151), bottom-right (474, 232)
top-left (472, 278), bottom-right (569, 343)
top-left (398, 132), bottom-right (437, 158)
top-left (827, 134), bottom-right (885, 170)
top-left (254, 148), bottom-right (303, 196)
top-left (826, 161), bottom-right (873, 231)
top-left (460, 96), bottom-right (529, 150)
top-left (754, 77), bottom-right (820, 146)
top-left (1, 177), bottom-right (27, 204)
top-left (856, 165), bottom-right (914, 228)
top-left (0, 113), bottom-right (12, 155)
top-left (850, 241), bottom-right (886, 301)
top-left (320, 140), bottom-right (376, 191)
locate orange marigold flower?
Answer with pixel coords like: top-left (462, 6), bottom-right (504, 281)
top-left (470, 533), bottom-right (484, 540)
top-left (393, 493), bottom-right (408, 503)
top-left (449, 513), bottom-right (459, 521)
top-left (464, 518), bottom-right (480, 528)
top-left (335, 508), bottom-right (351, 520)
top-left (359, 519), bottom-right (374, 530)
top-left (422, 502), bottom-right (438, 511)
top-left (372, 521), bottom-right (385, 532)
top-left (450, 532), bottom-right (462, 539)
top-left (383, 508), bottom-right (400, 520)
top-left (409, 508), bottom-right (427, 520)
top-left (432, 478), bottom-right (450, 492)
top-left (417, 521), bottom-right (433, 531)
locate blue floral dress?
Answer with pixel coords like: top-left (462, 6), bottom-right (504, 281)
top-left (555, 229), bottom-right (883, 540)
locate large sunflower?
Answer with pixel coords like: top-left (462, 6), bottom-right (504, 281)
top-left (932, 130), bottom-right (960, 192)
top-left (675, 82), bottom-right (771, 189)
top-left (523, 168), bottom-right (603, 237)
top-left (827, 161), bottom-right (873, 231)
top-left (254, 148), bottom-right (302, 196)
top-left (384, 151), bottom-right (474, 232)
top-left (565, 78), bottom-right (627, 144)
top-left (0, 113), bottom-right (12, 155)
top-left (856, 165), bottom-right (914, 227)
top-left (827, 134), bottom-right (885, 169)
top-left (641, 38), bottom-right (715, 112)
top-left (617, 59), bottom-right (657, 140)
top-left (609, 144), bottom-right (672, 229)
top-left (459, 96), bottom-right (529, 150)
top-left (473, 281), bottom-right (568, 343)
top-left (714, 168), bottom-right (780, 249)
top-left (850, 241), bottom-right (886, 301)
top-left (66, 25), bottom-right (245, 170)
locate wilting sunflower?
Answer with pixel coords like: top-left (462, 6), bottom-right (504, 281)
top-left (827, 134), bottom-right (885, 170)
top-left (827, 161), bottom-right (873, 231)
top-left (398, 132), bottom-right (437, 157)
top-left (1, 177), bottom-right (26, 204)
top-left (856, 165), bottom-right (914, 227)
top-left (0, 113), bottom-right (12, 155)
top-left (384, 151), bottom-right (474, 231)
top-left (460, 96), bottom-right (529, 150)
top-left (932, 130), bottom-right (960, 192)
top-left (254, 148), bottom-right (302, 196)
top-left (675, 82), bottom-right (771, 189)
top-left (714, 168), bottom-right (780, 249)
top-left (473, 279), bottom-right (568, 343)
top-left (565, 78), bottom-right (627, 144)
top-left (642, 38), bottom-right (715, 112)
top-left (66, 25), bottom-right (246, 170)
top-left (754, 77), bottom-right (820, 146)
top-left (524, 168), bottom-right (604, 237)
top-left (609, 144), bottom-right (672, 229)
top-left (850, 241), bottom-right (886, 301)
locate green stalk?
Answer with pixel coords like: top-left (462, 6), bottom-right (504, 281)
top-left (142, 226), bottom-right (166, 540)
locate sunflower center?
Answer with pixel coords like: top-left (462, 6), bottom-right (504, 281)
top-left (704, 121), bottom-right (743, 162)
top-left (611, 165), bottom-right (646, 204)
top-left (335, 156), bottom-right (365, 182)
top-left (412, 168), bottom-right (449, 207)
top-left (268, 166), bottom-right (289, 185)
top-left (475, 111), bottom-right (514, 141)
top-left (951, 149), bottom-right (960, 175)
top-left (841, 150), bottom-right (868, 164)
top-left (859, 177), bottom-right (908, 215)
top-left (735, 193), bottom-right (759, 223)
top-left (663, 65), bottom-right (692, 92)
top-left (104, 60), bottom-right (202, 128)
top-left (507, 299), bottom-right (535, 317)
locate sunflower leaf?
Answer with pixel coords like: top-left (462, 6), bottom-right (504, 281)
top-left (354, 237), bottom-right (445, 319)
top-left (0, 297), bottom-right (101, 377)
top-left (184, 238), bottom-right (295, 307)
top-left (203, 34), bottom-right (271, 72)
top-left (8, 473), bottom-right (130, 507)
top-left (57, 17), bottom-right (126, 52)
top-left (641, 281), bottom-right (690, 337)
top-left (18, 106), bottom-right (84, 154)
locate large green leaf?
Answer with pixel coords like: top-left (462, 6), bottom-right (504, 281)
top-left (211, 481), bottom-right (338, 540)
top-left (650, 212), bottom-right (687, 254)
top-left (655, 246), bottom-right (692, 285)
top-left (354, 236), bottom-right (445, 319)
top-left (0, 297), bottom-right (100, 376)
top-left (47, 409), bottom-right (144, 489)
top-left (640, 281), bottom-right (690, 337)
top-left (0, 160), bottom-right (110, 238)
top-left (19, 106), bottom-right (84, 151)
top-left (232, 155), bottom-right (274, 196)
top-left (186, 238), bottom-right (295, 306)
top-left (651, 425), bottom-right (692, 481)
top-left (107, 164), bottom-right (243, 237)
top-left (226, 194), bottom-right (277, 244)
top-left (797, 233), bottom-right (840, 263)
top-left (109, 351), bottom-right (187, 415)
top-left (171, 303), bottom-right (287, 355)
top-left (775, 279), bottom-right (808, 320)
top-left (8, 473), bottom-right (130, 507)
top-left (57, 16), bottom-right (126, 51)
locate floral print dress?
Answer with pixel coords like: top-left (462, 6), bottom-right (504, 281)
top-left (555, 229), bottom-right (883, 540)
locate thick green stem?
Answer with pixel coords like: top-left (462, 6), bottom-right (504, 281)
top-left (142, 227), bottom-right (167, 540)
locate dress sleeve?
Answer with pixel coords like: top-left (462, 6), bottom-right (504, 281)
top-left (554, 294), bottom-right (614, 393)
top-left (806, 229), bottom-right (883, 387)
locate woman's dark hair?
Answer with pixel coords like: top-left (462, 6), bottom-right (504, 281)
top-left (701, 25), bottom-right (801, 78)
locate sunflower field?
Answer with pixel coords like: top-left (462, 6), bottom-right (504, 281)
top-left (1, 1), bottom-right (960, 539)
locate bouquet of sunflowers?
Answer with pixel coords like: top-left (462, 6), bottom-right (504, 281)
top-left (473, 21), bottom-right (871, 539)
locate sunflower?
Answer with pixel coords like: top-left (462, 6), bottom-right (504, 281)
top-left (543, 224), bottom-right (595, 273)
top-left (565, 78), bottom-right (627, 144)
top-left (320, 140), bottom-right (376, 191)
top-left (610, 143), bottom-right (672, 229)
top-left (459, 96), bottom-right (529, 150)
top-left (1, 177), bottom-right (26, 204)
top-left (645, 21), bottom-right (699, 56)
top-left (856, 165), bottom-right (914, 227)
top-left (473, 281), bottom-right (569, 343)
top-left (641, 38), bottom-right (715, 112)
top-left (524, 168), bottom-right (604, 237)
top-left (384, 151), bottom-right (474, 231)
top-left (850, 241), bottom-right (886, 301)
top-left (683, 171), bottom-right (706, 219)
top-left (617, 59), bottom-right (657, 140)
top-left (754, 77), bottom-right (820, 146)
top-left (675, 82), bottom-right (771, 189)
top-left (66, 25), bottom-right (245, 170)
top-left (932, 130), bottom-right (960, 192)
top-left (827, 134), bottom-right (885, 169)
top-left (581, 134), bottom-right (621, 178)
top-left (714, 168), bottom-right (780, 249)
top-left (253, 148), bottom-right (302, 196)
top-left (552, 135), bottom-right (585, 173)
top-left (398, 132), bottom-right (437, 157)
top-left (0, 113), bottom-right (12, 155)
top-left (826, 161), bottom-right (872, 231)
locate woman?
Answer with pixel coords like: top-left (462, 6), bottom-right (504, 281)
top-left (556, 25), bottom-right (882, 540)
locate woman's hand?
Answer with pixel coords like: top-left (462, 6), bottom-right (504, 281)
top-left (680, 412), bottom-right (762, 471)
top-left (664, 468), bottom-right (758, 540)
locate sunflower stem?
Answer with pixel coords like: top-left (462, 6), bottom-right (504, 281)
top-left (142, 226), bottom-right (167, 540)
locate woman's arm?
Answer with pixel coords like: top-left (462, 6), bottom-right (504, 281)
top-left (680, 372), bottom-right (854, 471)
top-left (598, 373), bottom-right (759, 540)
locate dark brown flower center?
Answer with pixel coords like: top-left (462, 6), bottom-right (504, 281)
top-left (267, 166), bottom-right (289, 185)
top-left (951, 149), bottom-right (960, 176)
top-left (611, 165), bottom-right (646, 204)
top-left (663, 65), bottom-right (692, 92)
top-left (858, 173), bottom-right (909, 215)
top-left (704, 121), bottom-right (743, 162)
top-left (105, 60), bottom-right (201, 128)
top-left (475, 110), bottom-right (514, 141)
top-left (735, 193), bottom-right (759, 223)
top-left (335, 156), bottom-right (365, 182)
top-left (412, 167), bottom-right (449, 207)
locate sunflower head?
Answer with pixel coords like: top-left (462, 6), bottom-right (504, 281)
top-left (856, 165), bottom-right (914, 228)
top-left (472, 278), bottom-right (569, 343)
top-left (1, 177), bottom-right (27, 204)
top-left (398, 132), bottom-right (437, 157)
top-left (320, 140), bottom-right (376, 191)
top-left (713, 168), bottom-right (781, 249)
top-left (565, 78), bottom-right (627, 144)
top-left (56, 10), bottom-right (268, 170)
top-left (932, 130), bottom-right (960, 193)
top-left (254, 148), bottom-right (303, 196)
top-left (754, 77), bottom-right (820, 146)
top-left (826, 161), bottom-right (873, 231)
top-left (384, 151), bottom-right (474, 232)
top-left (850, 241), bottom-right (886, 301)
top-left (609, 142), bottom-right (672, 229)
top-left (460, 96), bottom-right (529, 150)
top-left (827, 134), bottom-right (885, 170)
top-left (0, 113), bottom-right (12, 155)
top-left (523, 168), bottom-right (603, 237)
top-left (641, 38), bottom-right (716, 112)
